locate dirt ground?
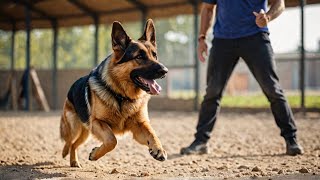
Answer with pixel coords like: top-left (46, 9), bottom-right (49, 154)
top-left (0, 110), bottom-right (319, 180)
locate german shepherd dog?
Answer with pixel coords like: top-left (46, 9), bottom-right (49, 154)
top-left (60, 19), bottom-right (168, 167)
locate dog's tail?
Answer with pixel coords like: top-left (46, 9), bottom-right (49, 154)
top-left (60, 101), bottom-right (71, 158)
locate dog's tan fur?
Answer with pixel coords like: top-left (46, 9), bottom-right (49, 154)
top-left (60, 19), bottom-right (167, 168)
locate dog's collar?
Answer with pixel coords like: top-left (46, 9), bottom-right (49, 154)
top-left (95, 73), bottom-right (134, 105)
top-left (105, 83), bottom-right (133, 104)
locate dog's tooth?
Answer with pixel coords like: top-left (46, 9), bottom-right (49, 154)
top-left (139, 77), bottom-right (144, 83)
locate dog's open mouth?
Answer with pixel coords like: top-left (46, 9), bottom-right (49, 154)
top-left (134, 76), bottom-right (162, 95)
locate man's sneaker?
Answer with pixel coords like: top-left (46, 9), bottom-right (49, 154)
top-left (180, 140), bottom-right (208, 155)
top-left (285, 137), bottom-right (304, 156)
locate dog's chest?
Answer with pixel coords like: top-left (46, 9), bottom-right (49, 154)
top-left (93, 95), bottom-right (146, 129)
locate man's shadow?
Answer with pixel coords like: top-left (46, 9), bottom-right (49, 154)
top-left (168, 152), bottom-right (286, 160)
top-left (0, 161), bottom-right (67, 180)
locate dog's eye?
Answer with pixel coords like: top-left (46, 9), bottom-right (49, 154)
top-left (135, 55), bottom-right (143, 59)
top-left (152, 52), bottom-right (157, 59)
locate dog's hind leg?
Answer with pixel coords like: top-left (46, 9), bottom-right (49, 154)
top-left (60, 101), bottom-right (73, 158)
top-left (89, 120), bottom-right (117, 161)
top-left (61, 100), bottom-right (87, 167)
top-left (62, 142), bottom-right (71, 158)
top-left (70, 127), bottom-right (89, 168)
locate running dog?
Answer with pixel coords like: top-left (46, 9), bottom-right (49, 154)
top-left (60, 19), bottom-right (168, 167)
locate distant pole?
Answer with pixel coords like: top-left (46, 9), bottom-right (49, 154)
top-left (11, 22), bottom-right (17, 110)
top-left (24, 6), bottom-right (31, 111)
top-left (52, 20), bottom-right (58, 109)
top-left (193, 2), bottom-right (200, 111)
top-left (94, 15), bottom-right (99, 66)
top-left (141, 9), bottom-right (147, 33)
top-left (10, 23), bottom-right (16, 72)
top-left (299, 0), bottom-right (305, 112)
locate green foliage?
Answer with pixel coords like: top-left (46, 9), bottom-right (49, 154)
top-left (13, 31), bottom-right (26, 69)
top-left (57, 27), bottom-right (93, 69)
top-left (155, 15), bottom-right (195, 67)
top-left (0, 30), bottom-right (12, 69)
top-left (169, 90), bottom-right (320, 108)
top-left (0, 16), bottom-right (195, 70)
top-left (31, 30), bottom-right (53, 69)
top-left (220, 94), bottom-right (320, 108)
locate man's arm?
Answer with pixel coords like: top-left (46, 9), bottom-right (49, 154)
top-left (198, 3), bottom-right (216, 62)
top-left (267, 0), bottom-right (285, 21)
top-left (253, 0), bottom-right (285, 28)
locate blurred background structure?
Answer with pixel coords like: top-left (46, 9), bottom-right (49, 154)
top-left (0, 0), bottom-right (319, 111)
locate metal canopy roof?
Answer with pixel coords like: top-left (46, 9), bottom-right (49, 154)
top-left (0, 0), bottom-right (319, 31)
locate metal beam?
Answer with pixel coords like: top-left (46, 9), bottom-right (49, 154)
top-left (1, 1), bottom-right (189, 24)
top-left (299, 0), bottom-right (306, 112)
top-left (24, 5), bottom-right (31, 111)
top-left (15, 0), bottom-right (54, 21)
top-left (191, 1), bottom-right (200, 110)
top-left (126, 0), bottom-right (147, 10)
top-left (93, 16), bottom-right (99, 66)
top-left (0, 11), bottom-right (16, 31)
top-left (52, 19), bottom-right (58, 109)
top-left (126, 0), bottom-right (148, 33)
top-left (30, 0), bottom-right (48, 4)
top-left (141, 10), bottom-right (147, 33)
top-left (187, 0), bottom-right (198, 5)
top-left (0, 11), bottom-right (15, 22)
top-left (10, 22), bottom-right (16, 72)
top-left (68, 0), bottom-right (96, 16)
top-left (0, 7), bottom-right (137, 23)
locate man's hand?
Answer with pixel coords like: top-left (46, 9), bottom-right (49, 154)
top-left (253, 9), bottom-right (270, 28)
top-left (198, 39), bottom-right (208, 63)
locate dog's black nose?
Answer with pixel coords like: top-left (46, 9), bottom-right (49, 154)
top-left (158, 63), bottom-right (168, 74)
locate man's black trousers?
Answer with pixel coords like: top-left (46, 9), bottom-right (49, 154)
top-left (195, 32), bottom-right (297, 143)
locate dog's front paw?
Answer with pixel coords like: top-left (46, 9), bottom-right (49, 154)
top-left (149, 146), bottom-right (167, 161)
top-left (89, 147), bottom-right (99, 161)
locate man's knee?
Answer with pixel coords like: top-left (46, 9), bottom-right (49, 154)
top-left (204, 85), bottom-right (223, 102)
top-left (262, 84), bottom-right (286, 102)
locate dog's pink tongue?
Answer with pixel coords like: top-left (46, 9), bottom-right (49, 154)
top-left (144, 79), bottom-right (161, 95)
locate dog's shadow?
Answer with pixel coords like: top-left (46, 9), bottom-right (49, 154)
top-left (0, 161), bottom-right (67, 180)
top-left (168, 153), bottom-right (184, 160)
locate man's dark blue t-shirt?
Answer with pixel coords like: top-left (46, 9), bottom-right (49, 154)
top-left (203, 0), bottom-right (269, 39)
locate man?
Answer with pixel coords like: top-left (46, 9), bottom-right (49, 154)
top-left (180, 0), bottom-right (303, 156)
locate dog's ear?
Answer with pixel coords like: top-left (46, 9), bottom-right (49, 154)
top-left (112, 21), bottom-right (131, 58)
top-left (139, 19), bottom-right (156, 47)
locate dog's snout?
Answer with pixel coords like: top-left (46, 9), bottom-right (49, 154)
top-left (147, 63), bottom-right (168, 79)
top-left (158, 64), bottom-right (168, 74)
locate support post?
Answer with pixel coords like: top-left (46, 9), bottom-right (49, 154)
top-left (193, 2), bottom-right (200, 111)
top-left (94, 16), bottom-right (99, 66)
top-left (10, 23), bottom-right (16, 72)
top-left (52, 20), bottom-right (58, 109)
top-left (11, 22), bottom-right (18, 110)
top-left (299, 0), bottom-right (305, 112)
top-left (141, 9), bottom-right (147, 33)
top-left (24, 6), bottom-right (31, 111)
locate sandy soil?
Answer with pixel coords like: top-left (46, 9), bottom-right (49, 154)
top-left (0, 110), bottom-right (319, 180)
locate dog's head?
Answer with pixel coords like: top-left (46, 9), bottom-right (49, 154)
top-left (110, 19), bottom-right (168, 96)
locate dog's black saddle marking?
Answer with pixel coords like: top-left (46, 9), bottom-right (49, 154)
top-left (67, 55), bottom-right (135, 123)
top-left (67, 75), bottom-right (91, 123)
